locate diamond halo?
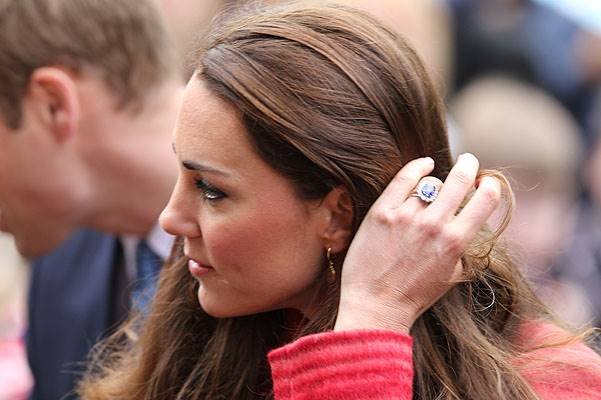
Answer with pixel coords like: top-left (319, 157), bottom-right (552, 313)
top-left (415, 180), bottom-right (440, 203)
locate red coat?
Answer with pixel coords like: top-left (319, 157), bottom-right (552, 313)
top-left (269, 322), bottom-right (601, 399)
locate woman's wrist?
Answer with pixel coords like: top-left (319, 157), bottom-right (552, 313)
top-left (334, 295), bottom-right (414, 334)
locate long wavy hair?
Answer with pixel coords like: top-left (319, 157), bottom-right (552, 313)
top-left (79, 2), bottom-right (584, 399)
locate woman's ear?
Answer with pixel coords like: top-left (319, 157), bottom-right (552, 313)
top-left (318, 186), bottom-right (353, 253)
top-left (27, 67), bottom-right (80, 141)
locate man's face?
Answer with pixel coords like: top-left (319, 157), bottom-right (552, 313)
top-left (0, 108), bottom-right (87, 257)
top-left (0, 69), bottom-right (181, 257)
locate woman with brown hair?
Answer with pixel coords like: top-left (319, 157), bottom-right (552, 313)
top-left (79, 2), bottom-right (601, 399)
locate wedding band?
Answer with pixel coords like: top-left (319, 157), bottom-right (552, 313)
top-left (412, 177), bottom-right (442, 203)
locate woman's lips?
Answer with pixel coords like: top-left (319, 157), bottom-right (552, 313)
top-left (188, 259), bottom-right (214, 278)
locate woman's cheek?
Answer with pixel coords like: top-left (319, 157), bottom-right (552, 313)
top-left (203, 223), bottom-right (250, 266)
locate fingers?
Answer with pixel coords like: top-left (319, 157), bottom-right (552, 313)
top-left (375, 157), bottom-right (435, 209)
top-left (427, 153), bottom-right (479, 221)
top-left (450, 175), bottom-right (501, 240)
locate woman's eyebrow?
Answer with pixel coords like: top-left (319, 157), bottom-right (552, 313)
top-left (181, 160), bottom-right (232, 177)
top-left (173, 143), bottom-right (234, 178)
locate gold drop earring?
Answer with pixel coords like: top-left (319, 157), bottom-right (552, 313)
top-left (327, 247), bottom-right (335, 278)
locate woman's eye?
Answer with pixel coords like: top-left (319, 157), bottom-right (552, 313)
top-left (194, 179), bottom-right (226, 201)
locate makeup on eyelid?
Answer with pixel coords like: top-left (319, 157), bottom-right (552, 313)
top-left (194, 178), bottom-right (226, 200)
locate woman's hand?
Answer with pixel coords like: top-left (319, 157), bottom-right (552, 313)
top-left (334, 154), bottom-right (501, 333)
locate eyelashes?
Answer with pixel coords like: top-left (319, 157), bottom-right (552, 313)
top-left (194, 178), bottom-right (226, 201)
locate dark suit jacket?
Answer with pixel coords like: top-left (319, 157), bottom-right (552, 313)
top-left (26, 229), bottom-right (127, 400)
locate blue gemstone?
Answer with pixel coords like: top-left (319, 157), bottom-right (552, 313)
top-left (420, 183), bottom-right (436, 198)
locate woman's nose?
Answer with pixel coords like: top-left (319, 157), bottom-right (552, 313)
top-left (159, 185), bottom-right (201, 238)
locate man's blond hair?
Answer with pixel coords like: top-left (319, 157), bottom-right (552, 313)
top-left (0, 0), bottom-right (176, 129)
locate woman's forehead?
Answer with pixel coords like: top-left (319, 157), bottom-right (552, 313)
top-left (178, 79), bottom-right (241, 136)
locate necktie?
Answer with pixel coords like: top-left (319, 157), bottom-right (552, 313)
top-left (131, 239), bottom-right (162, 314)
top-left (109, 239), bottom-right (129, 326)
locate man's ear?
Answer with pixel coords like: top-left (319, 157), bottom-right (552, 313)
top-left (27, 67), bottom-right (80, 141)
top-left (318, 186), bottom-right (354, 254)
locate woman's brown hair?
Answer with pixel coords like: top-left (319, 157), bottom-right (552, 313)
top-left (79, 2), bottom-right (584, 399)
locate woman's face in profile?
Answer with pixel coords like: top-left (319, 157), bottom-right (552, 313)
top-left (160, 78), bottom-right (327, 318)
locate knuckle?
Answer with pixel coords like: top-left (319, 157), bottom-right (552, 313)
top-left (394, 158), bottom-right (433, 185)
top-left (442, 229), bottom-right (464, 255)
top-left (392, 172), bottom-right (417, 187)
top-left (417, 215), bottom-right (442, 236)
top-left (452, 169), bottom-right (474, 186)
top-left (373, 206), bottom-right (416, 227)
top-left (395, 208), bottom-right (415, 226)
top-left (372, 207), bottom-right (397, 225)
top-left (479, 183), bottom-right (501, 208)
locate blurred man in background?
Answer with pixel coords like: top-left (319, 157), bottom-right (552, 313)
top-left (343, 0), bottom-right (453, 95)
top-left (0, 1), bottom-right (181, 398)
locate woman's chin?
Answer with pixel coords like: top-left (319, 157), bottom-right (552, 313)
top-left (197, 290), bottom-right (276, 319)
top-left (197, 290), bottom-right (237, 318)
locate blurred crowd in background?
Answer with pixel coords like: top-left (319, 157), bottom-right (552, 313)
top-left (1, 0), bottom-right (600, 398)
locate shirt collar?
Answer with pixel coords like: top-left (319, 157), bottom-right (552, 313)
top-left (146, 223), bottom-right (174, 260)
top-left (120, 224), bottom-right (174, 280)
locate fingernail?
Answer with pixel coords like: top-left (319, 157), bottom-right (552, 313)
top-left (459, 152), bottom-right (475, 161)
top-left (423, 156), bottom-right (434, 164)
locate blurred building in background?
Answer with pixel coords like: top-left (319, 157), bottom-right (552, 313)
top-left (159, 0), bottom-right (234, 79)
top-left (450, 75), bottom-right (592, 326)
top-left (448, 0), bottom-right (601, 328)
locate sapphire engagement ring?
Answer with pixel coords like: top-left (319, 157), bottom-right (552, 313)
top-left (412, 177), bottom-right (443, 203)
